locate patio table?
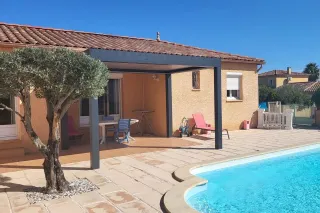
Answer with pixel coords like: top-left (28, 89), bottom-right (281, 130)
top-left (99, 119), bottom-right (139, 144)
top-left (132, 110), bottom-right (155, 136)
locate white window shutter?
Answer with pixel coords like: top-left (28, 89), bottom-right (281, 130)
top-left (227, 76), bottom-right (240, 90)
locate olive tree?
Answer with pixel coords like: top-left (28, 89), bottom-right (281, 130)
top-left (0, 48), bottom-right (108, 193)
top-left (259, 85), bottom-right (278, 103)
top-left (276, 85), bottom-right (313, 109)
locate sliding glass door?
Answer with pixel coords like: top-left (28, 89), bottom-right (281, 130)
top-left (80, 79), bottom-right (121, 126)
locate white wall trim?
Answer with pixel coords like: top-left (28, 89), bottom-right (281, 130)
top-left (109, 72), bottom-right (123, 79)
top-left (0, 124), bottom-right (17, 140)
top-left (227, 72), bottom-right (243, 76)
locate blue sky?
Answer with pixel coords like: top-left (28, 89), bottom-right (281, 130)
top-left (1, 0), bottom-right (319, 72)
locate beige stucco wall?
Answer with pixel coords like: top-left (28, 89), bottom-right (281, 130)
top-left (122, 73), bottom-right (144, 134)
top-left (259, 76), bottom-right (309, 88)
top-left (222, 62), bottom-right (258, 129)
top-left (171, 69), bottom-right (215, 135)
top-left (143, 74), bottom-right (167, 136)
top-left (276, 77), bottom-right (308, 87)
top-left (258, 76), bottom-right (276, 88)
top-left (122, 73), bottom-right (167, 137)
top-left (171, 62), bottom-right (258, 135)
top-left (19, 93), bottom-right (49, 153)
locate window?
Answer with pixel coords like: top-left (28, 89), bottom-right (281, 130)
top-left (192, 71), bottom-right (200, 89)
top-left (227, 73), bottom-right (242, 100)
top-left (268, 79), bottom-right (273, 87)
top-left (0, 96), bottom-right (15, 125)
top-left (80, 79), bottom-right (121, 126)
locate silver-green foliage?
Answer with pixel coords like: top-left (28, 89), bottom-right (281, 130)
top-left (0, 47), bottom-right (109, 115)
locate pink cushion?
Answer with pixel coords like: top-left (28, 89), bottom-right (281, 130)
top-left (192, 113), bottom-right (210, 128)
top-left (197, 126), bottom-right (215, 131)
top-left (68, 116), bottom-right (82, 136)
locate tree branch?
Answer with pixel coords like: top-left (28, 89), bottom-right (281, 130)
top-left (0, 103), bottom-right (24, 121)
top-left (54, 89), bottom-right (75, 112)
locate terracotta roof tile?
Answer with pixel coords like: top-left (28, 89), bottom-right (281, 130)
top-left (0, 22), bottom-right (265, 64)
top-left (278, 81), bottom-right (320, 93)
top-left (259, 70), bottom-right (310, 77)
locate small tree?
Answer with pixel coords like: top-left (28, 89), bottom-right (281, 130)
top-left (0, 48), bottom-right (108, 193)
top-left (303, 63), bottom-right (320, 81)
top-left (259, 85), bottom-right (278, 103)
top-left (312, 89), bottom-right (320, 110)
top-left (276, 85), bottom-right (312, 108)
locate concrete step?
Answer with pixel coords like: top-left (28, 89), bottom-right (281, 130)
top-left (0, 139), bottom-right (23, 150)
top-left (0, 147), bottom-right (25, 159)
top-left (0, 139), bottom-right (25, 159)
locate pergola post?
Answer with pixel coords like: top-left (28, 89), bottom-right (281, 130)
top-left (165, 73), bottom-right (173, 137)
top-left (89, 97), bottom-right (100, 169)
top-left (214, 66), bottom-right (223, 149)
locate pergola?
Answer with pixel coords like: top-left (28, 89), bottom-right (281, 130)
top-left (86, 48), bottom-right (222, 169)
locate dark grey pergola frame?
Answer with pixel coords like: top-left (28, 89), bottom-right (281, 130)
top-left (86, 48), bottom-right (223, 169)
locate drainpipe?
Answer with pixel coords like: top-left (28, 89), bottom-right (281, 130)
top-left (256, 64), bottom-right (263, 73)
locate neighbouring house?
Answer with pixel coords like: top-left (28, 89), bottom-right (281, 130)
top-left (278, 81), bottom-right (320, 95)
top-left (259, 67), bottom-right (309, 88)
top-left (0, 22), bottom-right (265, 157)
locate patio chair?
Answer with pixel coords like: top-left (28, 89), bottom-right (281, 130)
top-left (104, 116), bottom-right (116, 139)
top-left (114, 119), bottom-right (131, 143)
top-left (68, 116), bottom-right (83, 143)
top-left (192, 113), bottom-right (230, 139)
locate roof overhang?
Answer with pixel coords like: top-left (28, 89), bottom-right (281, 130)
top-left (88, 48), bottom-right (221, 74)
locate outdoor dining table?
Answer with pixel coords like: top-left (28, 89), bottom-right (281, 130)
top-left (99, 119), bottom-right (139, 144)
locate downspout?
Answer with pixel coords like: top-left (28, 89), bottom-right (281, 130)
top-left (256, 64), bottom-right (263, 73)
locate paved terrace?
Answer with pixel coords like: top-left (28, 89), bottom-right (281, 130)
top-left (0, 129), bottom-right (319, 213)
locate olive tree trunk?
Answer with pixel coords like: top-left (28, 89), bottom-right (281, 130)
top-left (43, 101), bottom-right (69, 193)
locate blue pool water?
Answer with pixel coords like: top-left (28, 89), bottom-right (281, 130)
top-left (186, 146), bottom-right (320, 213)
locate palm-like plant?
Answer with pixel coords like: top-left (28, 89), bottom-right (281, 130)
top-left (303, 63), bottom-right (320, 81)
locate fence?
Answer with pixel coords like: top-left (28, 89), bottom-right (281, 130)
top-left (282, 105), bottom-right (316, 125)
top-left (257, 109), bottom-right (293, 130)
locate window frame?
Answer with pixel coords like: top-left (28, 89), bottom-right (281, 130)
top-left (0, 96), bottom-right (18, 140)
top-left (226, 72), bottom-right (242, 101)
top-left (192, 71), bottom-right (200, 90)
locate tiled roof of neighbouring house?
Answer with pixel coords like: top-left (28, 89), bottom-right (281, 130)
top-left (279, 81), bottom-right (320, 93)
top-left (0, 22), bottom-right (265, 64)
top-left (259, 70), bottom-right (310, 77)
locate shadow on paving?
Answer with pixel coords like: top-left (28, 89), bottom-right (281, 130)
top-left (0, 136), bottom-right (201, 172)
top-left (0, 175), bottom-right (36, 192)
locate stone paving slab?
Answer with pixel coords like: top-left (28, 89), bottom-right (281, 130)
top-left (0, 129), bottom-right (319, 213)
top-left (84, 201), bottom-right (120, 213)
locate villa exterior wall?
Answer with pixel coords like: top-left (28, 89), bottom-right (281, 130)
top-left (171, 62), bottom-right (259, 136)
top-left (0, 44), bottom-right (259, 154)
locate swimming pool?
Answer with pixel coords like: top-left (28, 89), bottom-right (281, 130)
top-left (185, 144), bottom-right (320, 213)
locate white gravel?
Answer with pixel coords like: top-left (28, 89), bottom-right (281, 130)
top-left (25, 178), bottom-right (99, 204)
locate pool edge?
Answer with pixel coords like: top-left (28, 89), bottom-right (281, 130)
top-left (163, 142), bottom-right (320, 213)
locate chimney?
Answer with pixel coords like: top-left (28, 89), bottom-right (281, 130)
top-left (287, 67), bottom-right (292, 75)
top-left (156, 32), bottom-right (160, 41)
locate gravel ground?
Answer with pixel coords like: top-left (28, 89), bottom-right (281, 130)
top-left (25, 178), bottom-right (99, 204)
